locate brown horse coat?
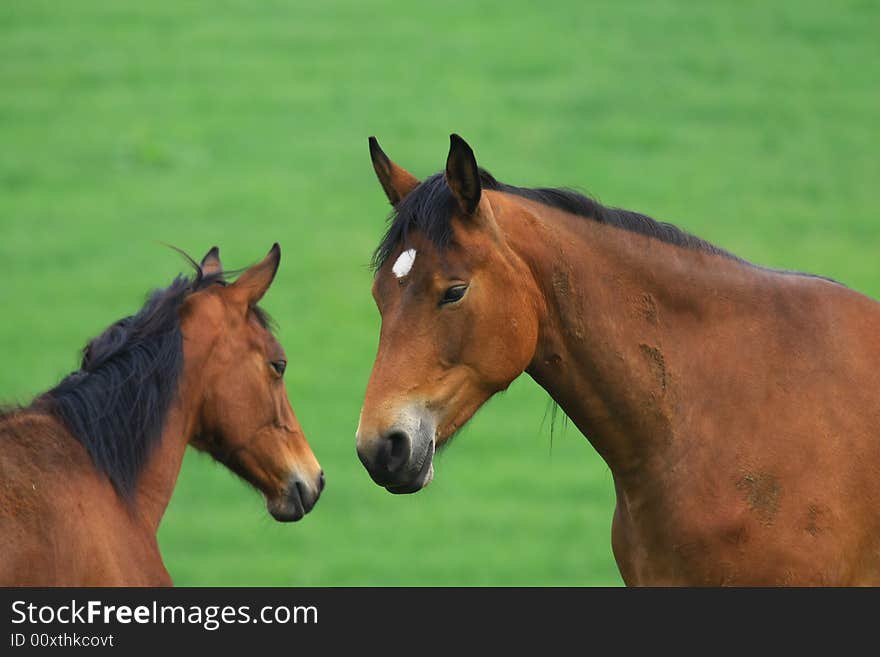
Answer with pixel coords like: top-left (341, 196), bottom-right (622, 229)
top-left (357, 135), bottom-right (880, 585)
top-left (0, 246), bottom-right (323, 585)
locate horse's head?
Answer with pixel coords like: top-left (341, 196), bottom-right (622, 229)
top-left (182, 245), bottom-right (324, 521)
top-left (356, 136), bottom-right (542, 493)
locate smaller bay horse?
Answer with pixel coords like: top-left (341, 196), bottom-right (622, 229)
top-left (0, 245), bottom-right (323, 586)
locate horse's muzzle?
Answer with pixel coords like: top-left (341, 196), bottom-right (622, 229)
top-left (267, 470), bottom-right (325, 522)
top-left (356, 409), bottom-right (435, 494)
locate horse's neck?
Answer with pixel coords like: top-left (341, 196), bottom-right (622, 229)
top-left (503, 200), bottom-right (770, 480)
top-left (134, 374), bottom-right (200, 533)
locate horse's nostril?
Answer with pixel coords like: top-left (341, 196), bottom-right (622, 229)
top-left (318, 470), bottom-right (326, 493)
top-left (357, 429), bottom-right (414, 483)
top-left (383, 430), bottom-right (411, 474)
top-left (294, 480), bottom-right (310, 510)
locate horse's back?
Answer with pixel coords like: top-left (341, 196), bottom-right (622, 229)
top-left (820, 281), bottom-right (880, 584)
top-left (620, 273), bottom-right (880, 585)
top-left (0, 410), bottom-right (171, 586)
top-left (726, 275), bottom-right (880, 584)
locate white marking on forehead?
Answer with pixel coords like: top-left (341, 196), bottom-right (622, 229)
top-left (392, 249), bottom-right (417, 278)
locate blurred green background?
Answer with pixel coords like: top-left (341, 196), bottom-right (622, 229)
top-left (1, 1), bottom-right (877, 585)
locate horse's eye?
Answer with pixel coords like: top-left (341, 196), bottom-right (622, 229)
top-left (270, 360), bottom-right (287, 376)
top-left (440, 284), bottom-right (468, 306)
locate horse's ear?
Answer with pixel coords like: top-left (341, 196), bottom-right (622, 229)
top-left (445, 133), bottom-right (481, 216)
top-left (199, 246), bottom-right (223, 278)
top-left (369, 136), bottom-right (420, 206)
top-left (229, 243), bottom-right (280, 307)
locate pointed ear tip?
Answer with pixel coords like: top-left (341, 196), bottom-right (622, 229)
top-left (448, 133), bottom-right (473, 157)
top-left (208, 246), bottom-right (219, 256)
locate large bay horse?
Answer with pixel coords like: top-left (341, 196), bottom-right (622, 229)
top-left (0, 245), bottom-right (323, 585)
top-left (356, 134), bottom-right (880, 585)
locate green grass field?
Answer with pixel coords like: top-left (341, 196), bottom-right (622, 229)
top-left (1, 1), bottom-right (877, 585)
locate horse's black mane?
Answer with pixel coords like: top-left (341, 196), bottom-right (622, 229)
top-left (373, 168), bottom-right (738, 269)
top-left (38, 266), bottom-right (271, 498)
